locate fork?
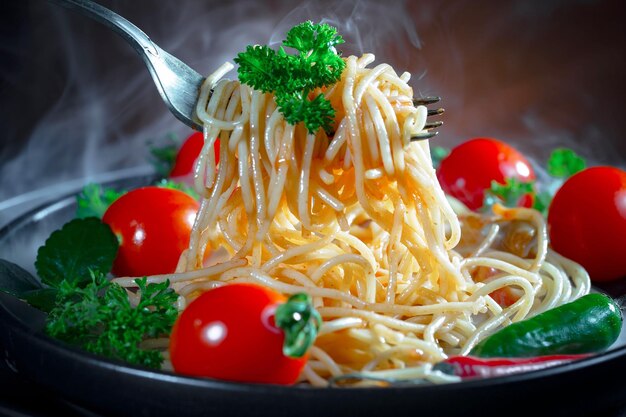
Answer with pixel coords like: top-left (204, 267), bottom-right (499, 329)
top-left (49, 0), bottom-right (444, 139)
top-left (412, 97), bottom-right (445, 141)
top-left (50, 0), bottom-right (205, 131)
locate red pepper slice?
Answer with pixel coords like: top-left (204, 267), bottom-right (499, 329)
top-left (435, 354), bottom-right (590, 379)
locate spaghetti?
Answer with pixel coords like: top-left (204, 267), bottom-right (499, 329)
top-left (113, 54), bottom-right (590, 386)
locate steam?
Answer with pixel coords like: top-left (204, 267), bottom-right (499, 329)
top-left (0, 0), bottom-right (623, 227)
top-left (0, 0), bottom-right (425, 222)
top-left (0, 1), bottom-right (279, 221)
top-left (268, 1), bottom-right (421, 61)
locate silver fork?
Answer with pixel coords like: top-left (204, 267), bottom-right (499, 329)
top-left (50, 0), bottom-right (443, 139)
top-left (50, 0), bottom-right (205, 131)
top-left (412, 97), bottom-right (445, 141)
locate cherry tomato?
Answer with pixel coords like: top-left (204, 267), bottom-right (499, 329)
top-left (548, 166), bottom-right (626, 282)
top-left (489, 287), bottom-right (519, 308)
top-left (169, 283), bottom-right (307, 385)
top-left (170, 132), bottom-right (220, 178)
top-left (102, 186), bottom-right (199, 277)
top-left (437, 138), bottom-right (535, 210)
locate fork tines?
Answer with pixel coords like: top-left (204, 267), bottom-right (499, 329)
top-left (424, 120), bottom-right (444, 129)
top-left (411, 131), bottom-right (439, 141)
top-left (413, 96), bottom-right (441, 106)
top-left (410, 96), bottom-right (444, 142)
top-left (427, 108), bottom-right (445, 117)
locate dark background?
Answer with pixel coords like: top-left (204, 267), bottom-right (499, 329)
top-left (0, 0), bottom-right (625, 416)
top-left (1, 0), bottom-right (625, 213)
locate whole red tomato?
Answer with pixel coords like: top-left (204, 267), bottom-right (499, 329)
top-left (437, 138), bottom-right (535, 210)
top-left (169, 283), bottom-right (309, 385)
top-left (548, 166), bottom-right (626, 282)
top-left (170, 132), bottom-right (220, 178)
top-left (102, 186), bottom-right (199, 277)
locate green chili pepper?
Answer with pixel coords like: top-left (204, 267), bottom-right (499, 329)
top-left (470, 293), bottom-right (623, 358)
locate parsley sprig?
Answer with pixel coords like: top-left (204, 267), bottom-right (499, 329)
top-left (483, 178), bottom-right (535, 210)
top-left (76, 184), bottom-right (125, 219)
top-left (76, 178), bottom-right (198, 220)
top-left (0, 217), bottom-right (180, 369)
top-left (46, 273), bottom-right (178, 369)
top-left (481, 147), bottom-right (587, 213)
top-left (546, 148), bottom-right (586, 179)
top-left (235, 21), bottom-right (346, 134)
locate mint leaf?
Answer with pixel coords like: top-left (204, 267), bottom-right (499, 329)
top-left (547, 148), bottom-right (586, 179)
top-left (0, 259), bottom-right (42, 297)
top-left (76, 183), bottom-right (124, 219)
top-left (35, 217), bottom-right (119, 288)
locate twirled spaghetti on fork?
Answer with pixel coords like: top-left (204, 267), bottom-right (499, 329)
top-left (113, 53), bottom-right (589, 386)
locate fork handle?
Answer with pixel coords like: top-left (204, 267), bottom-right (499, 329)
top-left (48, 0), bottom-right (159, 58)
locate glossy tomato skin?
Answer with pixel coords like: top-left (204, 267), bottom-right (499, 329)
top-left (169, 283), bottom-right (306, 385)
top-left (102, 186), bottom-right (199, 277)
top-left (437, 138), bottom-right (535, 210)
top-left (548, 166), bottom-right (626, 282)
top-left (170, 131), bottom-right (220, 178)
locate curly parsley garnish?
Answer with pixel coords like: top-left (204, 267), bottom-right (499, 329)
top-left (481, 147), bottom-right (587, 213)
top-left (76, 184), bottom-right (125, 220)
top-left (234, 21), bottom-right (346, 134)
top-left (547, 148), bottom-right (586, 178)
top-left (0, 217), bottom-right (180, 369)
top-left (484, 178), bottom-right (535, 210)
top-left (46, 274), bottom-right (178, 369)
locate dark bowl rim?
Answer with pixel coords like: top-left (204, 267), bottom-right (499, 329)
top-left (2, 289), bottom-right (624, 395)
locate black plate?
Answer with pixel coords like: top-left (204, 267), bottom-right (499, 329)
top-left (1, 175), bottom-right (625, 417)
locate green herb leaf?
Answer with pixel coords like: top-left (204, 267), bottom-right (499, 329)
top-left (21, 288), bottom-right (59, 313)
top-left (532, 190), bottom-right (553, 216)
top-left (45, 274), bottom-right (107, 350)
top-left (431, 146), bottom-right (450, 170)
top-left (0, 259), bottom-right (42, 297)
top-left (478, 148), bottom-right (586, 214)
top-left (234, 21), bottom-right (345, 134)
top-left (0, 259), bottom-right (59, 313)
top-left (35, 217), bottom-right (119, 288)
top-left (547, 148), bottom-right (586, 179)
top-left (155, 178), bottom-right (199, 200)
top-left (148, 133), bottom-right (180, 178)
top-left (276, 92), bottom-right (336, 134)
top-left (483, 178), bottom-right (535, 210)
top-left (275, 292), bottom-right (321, 358)
top-left (76, 183), bottom-right (125, 219)
top-left (236, 45), bottom-right (287, 93)
top-left (284, 21), bottom-right (345, 53)
top-left (46, 274), bottom-right (178, 368)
